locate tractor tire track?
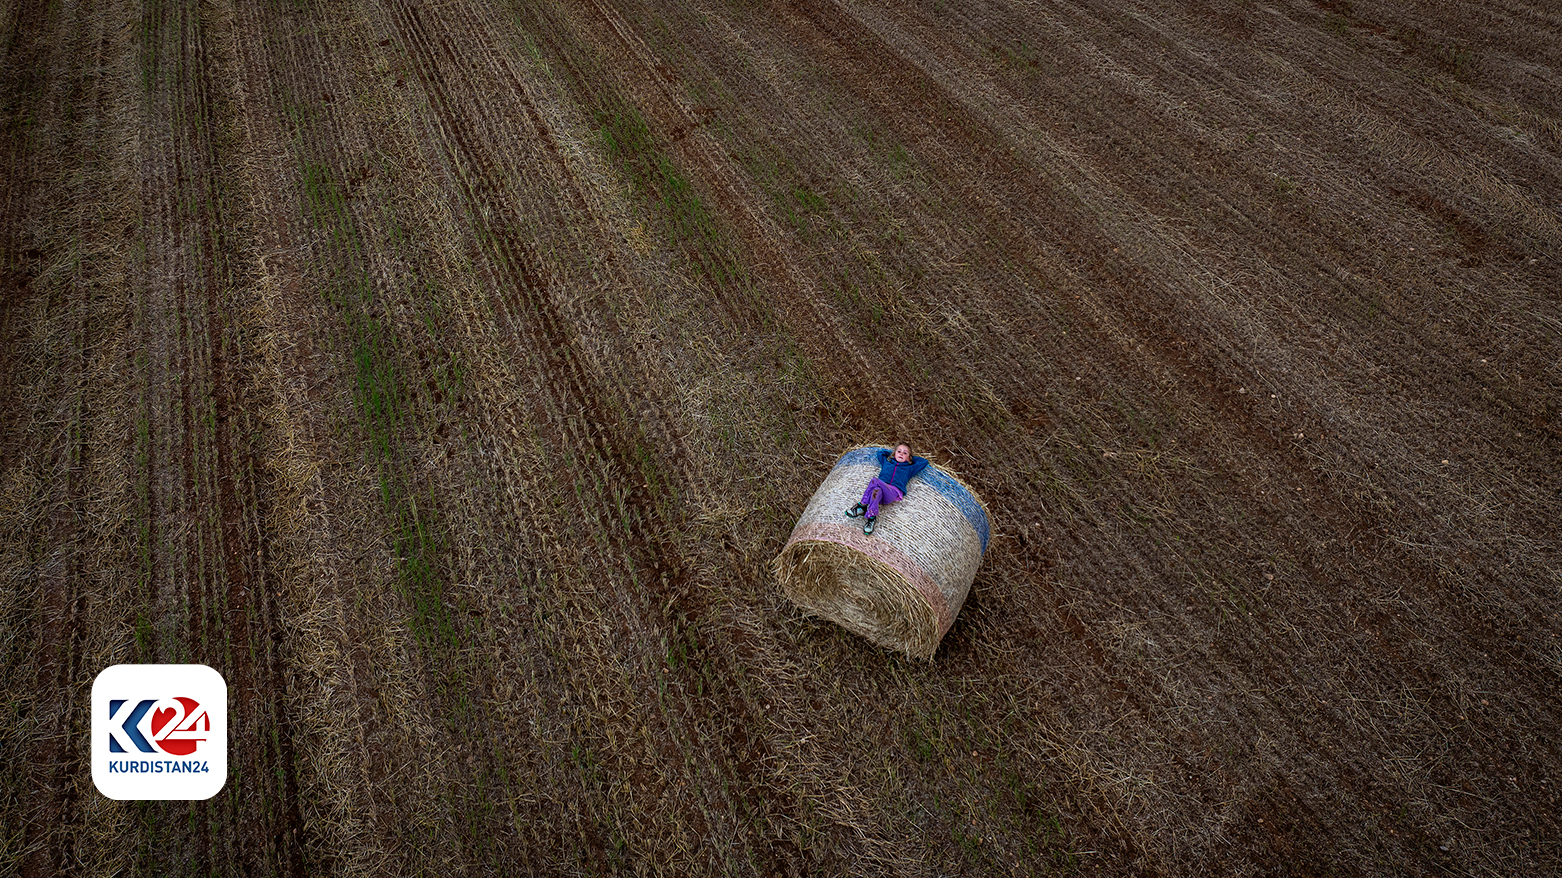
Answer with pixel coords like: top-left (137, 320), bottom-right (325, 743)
top-left (2, 0), bottom-right (141, 871)
top-left (130, 0), bottom-right (307, 872)
top-left (229, 0), bottom-right (487, 870)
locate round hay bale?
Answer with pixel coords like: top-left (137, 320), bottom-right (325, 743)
top-left (774, 445), bottom-right (991, 659)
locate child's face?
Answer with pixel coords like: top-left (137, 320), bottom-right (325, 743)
top-left (894, 445), bottom-right (911, 463)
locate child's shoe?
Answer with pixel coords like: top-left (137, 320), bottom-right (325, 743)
top-left (863, 516), bottom-right (876, 535)
top-left (844, 503), bottom-right (866, 518)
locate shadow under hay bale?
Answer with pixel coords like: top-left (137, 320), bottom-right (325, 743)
top-left (773, 446), bottom-right (991, 660)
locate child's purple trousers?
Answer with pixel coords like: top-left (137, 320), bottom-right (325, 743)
top-left (860, 478), bottom-right (904, 518)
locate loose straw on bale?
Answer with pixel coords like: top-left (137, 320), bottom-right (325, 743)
top-left (774, 446), bottom-right (991, 660)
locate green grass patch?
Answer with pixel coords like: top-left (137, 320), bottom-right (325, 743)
top-left (992, 40), bottom-right (1042, 73)
top-left (1393, 26), bottom-right (1482, 80)
top-left (301, 161), bottom-right (362, 257)
top-left (138, 0), bottom-right (162, 93)
top-left (594, 103), bottom-right (745, 289)
top-left (351, 317), bottom-right (402, 460)
top-left (851, 123), bottom-right (916, 181)
top-left (290, 145), bottom-right (468, 664)
top-left (791, 186), bottom-right (827, 214)
top-left (133, 612), bottom-right (154, 659)
top-left (395, 494), bottom-right (457, 652)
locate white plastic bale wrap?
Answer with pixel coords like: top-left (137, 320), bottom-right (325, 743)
top-left (773, 446), bottom-right (992, 659)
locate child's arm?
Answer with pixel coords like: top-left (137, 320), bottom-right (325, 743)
top-left (909, 457), bottom-right (930, 479)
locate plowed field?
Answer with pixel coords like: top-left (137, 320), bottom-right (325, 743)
top-left (3, 0), bottom-right (1559, 874)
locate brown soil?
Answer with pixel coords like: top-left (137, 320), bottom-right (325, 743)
top-left (2, 0), bottom-right (1559, 875)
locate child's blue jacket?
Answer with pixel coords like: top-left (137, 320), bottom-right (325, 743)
top-left (876, 448), bottom-right (930, 493)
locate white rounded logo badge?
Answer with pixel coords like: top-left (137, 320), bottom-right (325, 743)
top-left (91, 664), bottom-right (228, 800)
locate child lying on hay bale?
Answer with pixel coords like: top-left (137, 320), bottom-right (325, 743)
top-left (775, 444), bottom-right (990, 659)
top-left (844, 443), bottom-right (928, 535)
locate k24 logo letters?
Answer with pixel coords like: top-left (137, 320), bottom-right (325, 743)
top-left (92, 665), bottom-right (227, 800)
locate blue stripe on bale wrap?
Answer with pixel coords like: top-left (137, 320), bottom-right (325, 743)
top-left (830, 448), bottom-right (990, 553)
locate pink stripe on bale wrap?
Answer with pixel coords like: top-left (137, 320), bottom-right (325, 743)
top-left (785, 523), bottom-right (956, 642)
